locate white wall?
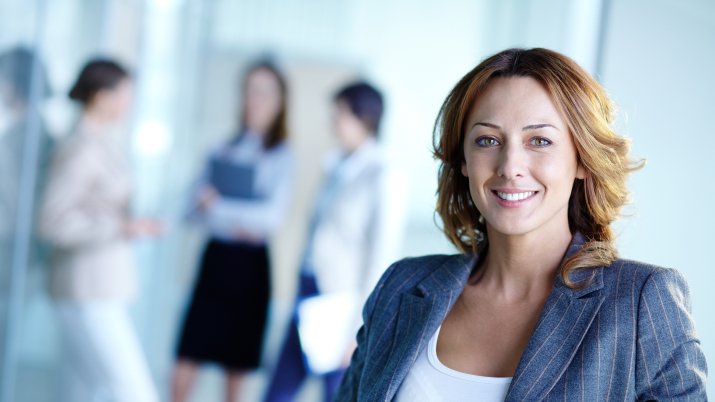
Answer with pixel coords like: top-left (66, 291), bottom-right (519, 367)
top-left (603, 0), bottom-right (715, 396)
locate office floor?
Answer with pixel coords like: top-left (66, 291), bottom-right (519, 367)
top-left (15, 363), bottom-right (324, 402)
top-left (13, 292), bottom-right (324, 402)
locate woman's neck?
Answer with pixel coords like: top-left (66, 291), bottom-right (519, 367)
top-left (80, 108), bottom-right (115, 133)
top-left (475, 223), bottom-right (574, 302)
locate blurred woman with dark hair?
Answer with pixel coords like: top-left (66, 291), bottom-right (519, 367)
top-left (262, 81), bottom-right (405, 402)
top-left (39, 59), bottom-right (161, 402)
top-left (172, 60), bottom-right (295, 402)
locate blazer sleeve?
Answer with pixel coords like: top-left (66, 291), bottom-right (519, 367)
top-left (635, 268), bottom-right (708, 401)
top-left (334, 260), bottom-right (402, 402)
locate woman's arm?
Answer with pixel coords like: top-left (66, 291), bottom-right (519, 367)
top-left (635, 268), bottom-right (708, 400)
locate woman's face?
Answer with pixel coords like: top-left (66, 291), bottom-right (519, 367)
top-left (333, 99), bottom-right (370, 152)
top-left (243, 68), bottom-right (283, 135)
top-left (461, 76), bottom-right (585, 238)
top-left (91, 77), bottom-right (133, 121)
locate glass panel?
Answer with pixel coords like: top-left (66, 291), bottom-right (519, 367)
top-left (0, 1), bottom-right (49, 401)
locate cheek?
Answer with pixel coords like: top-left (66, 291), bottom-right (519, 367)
top-left (534, 155), bottom-right (577, 193)
top-left (113, 84), bottom-right (133, 111)
top-left (337, 115), bottom-right (361, 137)
top-left (334, 114), bottom-right (349, 135)
top-left (463, 152), bottom-right (495, 183)
top-left (345, 121), bottom-right (364, 142)
top-left (461, 143), bottom-right (474, 177)
top-left (246, 90), bottom-right (266, 109)
top-left (463, 155), bottom-right (494, 204)
top-left (264, 93), bottom-right (282, 116)
top-left (100, 94), bottom-right (122, 115)
top-left (119, 93), bottom-right (133, 112)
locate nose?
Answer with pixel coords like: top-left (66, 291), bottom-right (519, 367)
top-left (496, 142), bottom-right (526, 179)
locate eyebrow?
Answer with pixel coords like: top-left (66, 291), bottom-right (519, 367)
top-left (472, 122), bottom-right (559, 131)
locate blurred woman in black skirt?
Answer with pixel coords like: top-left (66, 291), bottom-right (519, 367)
top-left (172, 60), bottom-right (294, 402)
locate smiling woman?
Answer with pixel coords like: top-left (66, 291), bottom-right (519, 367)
top-left (334, 48), bottom-right (707, 401)
top-left (435, 49), bottom-right (640, 288)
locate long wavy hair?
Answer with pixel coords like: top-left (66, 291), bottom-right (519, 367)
top-left (433, 48), bottom-right (643, 287)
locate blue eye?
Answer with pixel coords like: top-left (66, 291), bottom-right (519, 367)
top-left (530, 137), bottom-right (552, 147)
top-left (476, 136), bottom-right (500, 147)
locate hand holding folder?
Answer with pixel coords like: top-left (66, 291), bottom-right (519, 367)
top-left (209, 158), bottom-right (257, 199)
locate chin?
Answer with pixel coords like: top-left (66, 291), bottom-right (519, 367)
top-left (484, 219), bottom-right (537, 238)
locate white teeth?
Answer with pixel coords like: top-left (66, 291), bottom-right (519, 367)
top-left (496, 191), bottom-right (535, 201)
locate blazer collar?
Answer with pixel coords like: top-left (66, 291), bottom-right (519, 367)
top-left (378, 254), bottom-right (475, 401)
top-left (380, 232), bottom-right (606, 401)
top-left (506, 232), bottom-right (606, 400)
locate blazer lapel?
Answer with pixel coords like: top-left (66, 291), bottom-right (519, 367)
top-left (505, 235), bottom-right (606, 401)
top-left (378, 254), bottom-right (475, 401)
top-left (372, 232), bottom-right (605, 401)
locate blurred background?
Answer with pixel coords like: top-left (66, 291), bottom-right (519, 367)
top-left (1, 0), bottom-right (713, 401)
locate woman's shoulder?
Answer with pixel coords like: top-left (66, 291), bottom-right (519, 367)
top-left (604, 258), bottom-right (689, 288)
top-left (600, 259), bottom-right (692, 307)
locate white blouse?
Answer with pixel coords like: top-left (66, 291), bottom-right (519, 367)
top-left (395, 326), bottom-right (512, 402)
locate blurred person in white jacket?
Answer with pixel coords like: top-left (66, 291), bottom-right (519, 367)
top-left (39, 59), bottom-right (162, 402)
top-left (263, 81), bottom-right (406, 402)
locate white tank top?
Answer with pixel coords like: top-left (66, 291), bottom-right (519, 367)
top-left (394, 326), bottom-right (512, 402)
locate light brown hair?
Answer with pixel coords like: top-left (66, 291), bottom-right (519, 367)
top-left (433, 48), bottom-right (643, 287)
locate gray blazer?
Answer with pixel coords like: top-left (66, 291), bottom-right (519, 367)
top-left (335, 234), bottom-right (707, 401)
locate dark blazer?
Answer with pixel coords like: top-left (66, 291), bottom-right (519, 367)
top-left (335, 234), bottom-right (707, 401)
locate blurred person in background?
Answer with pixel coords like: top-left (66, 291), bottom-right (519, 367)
top-left (0, 46), bottom-right (54, 284)
top-left (172, 60), bottom-right (295, 402)
top-left (39, 59), bottom-right (162, 402)
top-left (263, 81), bottom-right (405, 402)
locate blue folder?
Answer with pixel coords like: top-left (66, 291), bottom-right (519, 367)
top-left (209, 158), bottom-right (257, 199)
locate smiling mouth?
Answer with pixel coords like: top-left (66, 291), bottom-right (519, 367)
top-left (493, 190), bottom-right (538, 201)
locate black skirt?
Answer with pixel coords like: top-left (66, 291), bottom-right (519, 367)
top-left (177, 239), bottom-right (271, 370)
